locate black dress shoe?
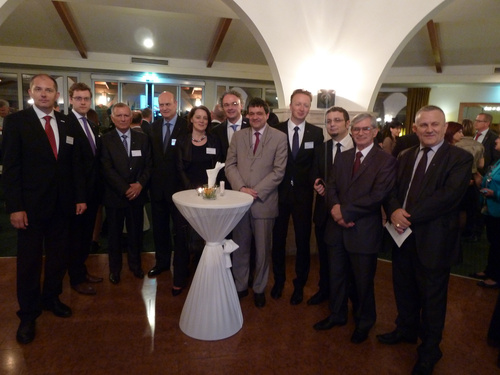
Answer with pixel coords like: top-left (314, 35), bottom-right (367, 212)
top-left (376, 329), bottom-right (417, 345)
top-left (86, 273), bottom-right (103, 283)
top-left (412, 360), bottom-right (436, 375)
top-left (237, 289), bottom-right (249, 299)
top-left (148, 265), bottom-right (169, 278)
top-left (270, 283), bottom-right (283, 299)
top-left (16, 320), bottom-right (36, 344)
top-left (42, 299), bottom-right (72, 318)
top-left (290, 287), bottom-right (303, 305)
top-left (313, 315), bottom-right (347, 331)
top-left (351, 328), bottom-right (369, 344)
top-left (477, 280), bottom-right (500, 289)
top-left (254, 293), bottom-right (266, 307)
top-left (307, 291), bottom-right (328, 305)
top-left (132, 269), bottom-right (144, 279)
top-left (172, 287), bottom-right (183, 296)
top-left (109, 273), bottom-right (120, 284)
top-left (71, 283), bottom-right (96, 295)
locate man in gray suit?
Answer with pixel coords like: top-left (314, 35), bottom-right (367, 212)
top-left (225, 97), bottom-right (288, 308)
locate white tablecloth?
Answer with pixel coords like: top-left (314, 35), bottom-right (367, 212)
top-left (172, 189), bottom-right (253, 340)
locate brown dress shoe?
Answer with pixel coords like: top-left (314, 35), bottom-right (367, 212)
top-left (72, 283), bottom-right (97, 295)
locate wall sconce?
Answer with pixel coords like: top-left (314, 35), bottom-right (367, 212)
top-left (317, 89), bottom-right (335, 109)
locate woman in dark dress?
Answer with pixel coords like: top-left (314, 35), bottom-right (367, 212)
top-left (173, 106), bottom-right (223, 294)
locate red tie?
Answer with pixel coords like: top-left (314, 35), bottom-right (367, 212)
top-left (253, 131), bottom-right (260, 155)
top-left (44, 115), bottom-right (57, 159)
top-left (475, 132), bottom-right (482, 141)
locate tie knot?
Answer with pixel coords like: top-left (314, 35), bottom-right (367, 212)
top-left (43, 115), bottom-right (51, 122)
top-left (336, 142), bottom-right (342, 151)
top-left (421, 147), bottom-right (430, 155)
top-left (294, 126), bottom-right (300, 133)
top-left (356, 151), bottom-right (363, 159)
top-left (122, 134), bottom-right (127, 140)
top-left (81, 117), bottom-right (87, 123)
top-left (255, 131), bottom-right (260, 137)
top-left (230, 124), bottom-right (238, 132)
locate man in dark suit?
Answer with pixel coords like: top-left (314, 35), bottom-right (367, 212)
top-left (271, 89), bottom-right (324, 305)
top-left (211, 90), bottom-right (250, 189)
top-left (378, 105), bottom-right (472, 374)
top-left (308, 106), bottom-right (353, 305)
top-left (67, 82), bottom-right (103, 295)
top-left (313, 113), bottom-right (396, 344)
top-left (147, 91), bottom-right (189, 283)
top-left (140, 107), bottom-right (152, 135)
top-left (101, 103), bottom-right (151, 284)
top-left (210, 103), bottom-right (225, 128)
top-left (225, 98), bottom-right (288, 308)
top-left (474, 112), bottom-right (500, 175)
top-left (2, 74), bottom-right (86, 344)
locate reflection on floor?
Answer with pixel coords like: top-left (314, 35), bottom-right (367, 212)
top-left (0, 253), bottom-right (498, 374)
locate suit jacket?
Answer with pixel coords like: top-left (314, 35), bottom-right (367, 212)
top-left (480, 129), bottom-right (500, 175)
top-left (2, 107), bottom-right (85, 220)
top-left (324, 145), bottom-right (396, 254)
top-left (274, 121), bottom-right (324, 203)
top-left (385, 142), bottom-right (473, 268)
top-left (225, 125), bottom-right (288, 219)
top-left (100, 129), bottom-right (151, 208)
top-left (175, 133), bottom-right (223, 189)
top-left (312, 140), bottom-right (333, 226)
top-left (67, 111), bottom-right (102, 204)
top-left (392, 133), bottom-right (419, 158)
top-left (149, 116), bottom-right (188, 201)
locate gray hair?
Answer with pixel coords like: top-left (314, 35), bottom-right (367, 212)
top-left (350, 113), bottom-right (376, 128)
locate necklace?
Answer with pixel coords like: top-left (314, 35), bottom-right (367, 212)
top-left (192, 135), bottom-right (207, 142)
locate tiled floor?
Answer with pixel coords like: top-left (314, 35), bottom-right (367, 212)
top-left (0, 253), bottom-right (498, 374)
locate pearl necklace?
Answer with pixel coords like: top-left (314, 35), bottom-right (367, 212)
top-left (192, 135), bottom-right (207, 142)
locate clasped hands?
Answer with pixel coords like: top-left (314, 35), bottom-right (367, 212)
top-left (390, 208), bottom-right (412, 234)
top-left (126, 182), bottom-right (142, 200)
top-left (331, 204), bottom-right (354, 228)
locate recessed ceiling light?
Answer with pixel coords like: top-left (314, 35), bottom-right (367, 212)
top-left (143, 38), bottom-right (154, 48)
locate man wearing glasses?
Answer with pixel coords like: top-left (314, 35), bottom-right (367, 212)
top-left (313, 113), bottom-right (396, 345)
top-left (309, 106), bottom-right (353, 306)
top-left (67, 82), bottom-right (103, 295)
top-left (474, 113), bottom-right (500, 175)
top-left (212, 90), bottom-right (249, 189)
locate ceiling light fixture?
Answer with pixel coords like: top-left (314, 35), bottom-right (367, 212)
top-left (143, 38), bottom-right (154, 48)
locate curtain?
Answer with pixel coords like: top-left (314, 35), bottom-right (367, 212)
top-left (405, 88), bottom-right (431, 132)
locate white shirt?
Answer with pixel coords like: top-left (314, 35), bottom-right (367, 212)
top-left (227, 116), bottom-right (244, 143)
top-left (475, 128), bottom-right (489, 144)
top-left (332, 134), bottom-right (354, 162)
top-left (33, 105), bottom-right (59, 150)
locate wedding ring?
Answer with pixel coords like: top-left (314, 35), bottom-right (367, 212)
top-left (396, 223), bottom-right (400, 227)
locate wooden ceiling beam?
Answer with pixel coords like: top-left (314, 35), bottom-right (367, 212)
top-left (52, 1), bottom-right (88, 59)
top-left (427, 20), bottom-right (442, 73)
top-left (206, 18), bottom-right (232, 68)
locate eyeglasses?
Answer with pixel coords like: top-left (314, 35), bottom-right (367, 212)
top-left (72, 97), bottom-right (91, 102)
top-left (223, 101), bottom-right (240, 108)
top-left (326, 118), bottom-right (345, 124)
top-left (351, 126), bottom-right (374, 134)
top-left (475, 119), bottom-right (487, 123)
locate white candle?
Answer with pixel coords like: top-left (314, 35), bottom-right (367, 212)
top-left (219, 181), bottom-right (225, 196)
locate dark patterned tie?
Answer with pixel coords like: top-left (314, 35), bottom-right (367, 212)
top-left (406, 147), bottom-right (431, 211)
top-left (121, 134), bottom-right (128, 155)
top-left (352, 151), bottom-right (362, 176)
top-left (292, 126), bottom-right (300, 159)
top-left (253, 131), bottom-right (260, 155)
top-left (163, 123), bottom-right (171, 153)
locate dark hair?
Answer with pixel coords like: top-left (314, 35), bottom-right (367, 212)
top-left (326, 106), bottom-right (349, 122)
top-left (69, 82), bottom-right (92, 98)
top-left (187, 105), bottom-right (212, 133)
top-left (131, 110), bottom-right (142, 125)
top-left (290, 89), bottom-right (312, 103)
top-left (444, 121), bottom-right (463, 143)
top-left (141, 107), bottom-right (152, 118)
top-left (30, 74), bottom-right (58, 91)
top-left (247, 98), bottom-right (269, 114)
top-left (462, 119), bottom-right (474, 137)
top-left (383, 119), bottom-right (403, 139)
